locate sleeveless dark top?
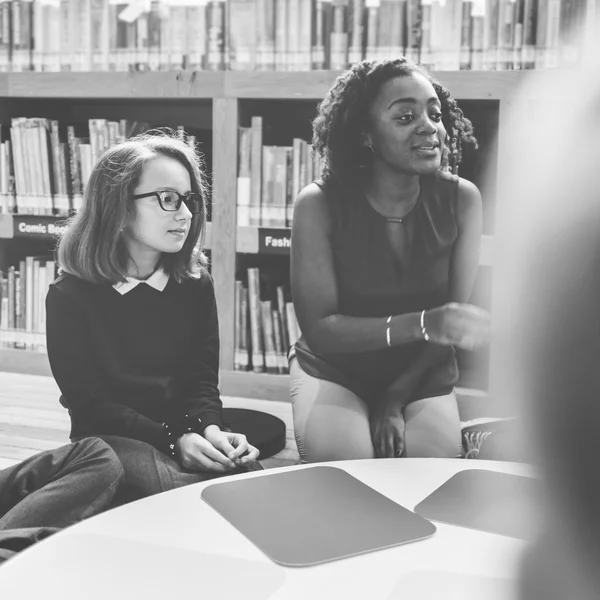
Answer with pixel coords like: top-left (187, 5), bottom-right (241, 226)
top-left (292, 170), bottom-right (460, 404)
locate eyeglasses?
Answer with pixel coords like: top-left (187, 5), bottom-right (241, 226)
top-left (132, 190), bottom-right (203, 214)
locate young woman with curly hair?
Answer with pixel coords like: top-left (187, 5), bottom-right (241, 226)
top-left (289, 58), bottom-right (491, 463)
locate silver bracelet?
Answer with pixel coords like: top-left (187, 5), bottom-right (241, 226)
top-left (420, 310), bottom-right (430, 342)
top-left (385, 315), bottom-right (392, 347)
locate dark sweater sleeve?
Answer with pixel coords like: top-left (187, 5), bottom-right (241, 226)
top-left (46, 284), bottom-right (170, 451)
top-left (177, 274), bottom-right (224, 432)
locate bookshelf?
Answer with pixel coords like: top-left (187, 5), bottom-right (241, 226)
top-left (0, 69), bottom-right (516, 400)
top-left (0, 0), bottom-right (595, 403)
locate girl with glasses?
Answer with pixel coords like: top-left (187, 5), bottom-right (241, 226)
top-left (46, 132), bottom-right (259, 503)
top-left (290, 59), bottom-right (490, 463)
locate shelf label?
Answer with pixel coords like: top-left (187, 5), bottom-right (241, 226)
top-left (259, 228), bottom-right (291, 254)
top-left (13, 216), bottom-right (70, 239)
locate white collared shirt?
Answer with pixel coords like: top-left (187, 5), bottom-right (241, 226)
top-left (113, 268), bottom-right (170, 295)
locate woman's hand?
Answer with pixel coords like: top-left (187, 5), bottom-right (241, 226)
top-left (370, 401), bottom-right (406, 459)
top-left (203, 425), bottom-right (260, 467)
top-left (176, 432), bottom-right (240, 473)
top-left (423, 303), bottom-right (490, 351)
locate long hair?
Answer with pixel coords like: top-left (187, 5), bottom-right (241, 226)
top-left (57, 130), bottom-right (209, 285)
top-left (312, 58), bottom-right (477, 183)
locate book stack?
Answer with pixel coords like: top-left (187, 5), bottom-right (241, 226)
top-left (0, 120), bottom-right (205, 215)
top-left (0, 255), bottom-right (56, 351)
top-left (0, 1), bottom-right (589, 73)
top-left (234, 267), bottom-right (301, 373)
top-left (237, 116), bottom-right (323, 228)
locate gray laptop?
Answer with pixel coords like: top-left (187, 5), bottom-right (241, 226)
top-left (414, 469), bottom-right (538, 540)
top-left (201, 465), bottom-right (436, 567)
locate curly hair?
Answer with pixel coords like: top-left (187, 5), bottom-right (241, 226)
top-left (312, 58), bottom-right (478, 182)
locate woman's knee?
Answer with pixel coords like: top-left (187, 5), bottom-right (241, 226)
top-left (71, 437), bottom-right (124, 485)
top-left (403, 393), bottom-right (463, 458)
top-left (290, 360), bottom-right (375, 463)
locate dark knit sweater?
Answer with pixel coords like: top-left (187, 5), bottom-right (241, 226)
top-left (45, 270), bottom-right (223, 453)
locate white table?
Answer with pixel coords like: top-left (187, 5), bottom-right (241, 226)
top-left (0, 459), bottom-right (534, 600)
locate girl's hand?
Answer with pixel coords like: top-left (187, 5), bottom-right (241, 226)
top-left (203, 426), bottom-right (260, 466)
top-left (424, 303), bottom-right (491, 351)
top-left (176, 432), bottom-right (239, 473)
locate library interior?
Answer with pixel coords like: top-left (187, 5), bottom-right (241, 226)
top-left (0, 1), bottom-right (598, 598)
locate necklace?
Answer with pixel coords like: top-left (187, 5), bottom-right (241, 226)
top-left (364, 191), bottom-right (420, 223)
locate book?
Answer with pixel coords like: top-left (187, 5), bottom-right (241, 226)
top-left (233, 270), bottom-right (301, 375)
top-left (0, 0), bottom-right (592, 73)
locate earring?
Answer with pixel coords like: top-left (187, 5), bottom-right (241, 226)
top-left (358, 144), bottom-right (375, 168)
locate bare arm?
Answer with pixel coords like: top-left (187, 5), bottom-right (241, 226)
top-left (290, 183), bottom-right (423, 355)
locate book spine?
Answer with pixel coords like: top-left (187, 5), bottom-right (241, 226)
top-left (260, 300), bottom-right (278, 374)
top-left (187, 4), bottom-right (206, 71)
top-left (483, 0), bottom-right (499, 70)
top-left (90, 0), bottom-right (109, 72)
top-left (348, 0), bottom-right (364, 64)
top-left (470, 0), bottom-right (486, 70)
top-left (271, 308), bottom-right (287, 373)
top-left (364, 2), bottom-right (379, 61)
top-left (298, 0), bottom-right (312, 70)
top-left (234, 279), bottom-right (243, 370)
top-left (76, 0), bottom-right (92, 72)
top-left (312, 0), bottom-right (329, 69)
top-left (38, 118), bottom-right (53, 214)
top-left (275, 0), bottom-right (288, 70)
top-left (460, 0), bottom-right (473, 69)
top-left (276, 285), bottom-right (289, 351)
top-left (512, 0), bottom-right (525, 70)
top-left (329, 0), bottom-right (349, 70)
top-left (240, 283), bottom-right (249, 370)
top-left (249, 116), bottom-right (263, 227)
top-left (25, 255), bottom-right (33, 333)
top-left (260, 145), bottom-right (275, 226)
top-left (272, 145), bottom-right (288, 228)
top-left (7, 265), bottom-right (14, 331)
top-left (206, 0), bottom-right (225, 71)
top-left (228, 0), bottom-right (257, 71)
top-left (247, 267), bottom-right (264, 373)
top-left (17, 259), bottom-right (25, 335)
top-left (237, 126), bottom-right (252, 226)
top-left (255, 0), bottom-right (275, 70)
top-left (521, 0), bottom-right (537, 69)
top-left (32, 0), bottom-right (44, 71)
top-left (285, 301), bottom-right (300, 346)
top-left (0, 1), bottom-right (12, 72)
top-left (420, 0), bottom-right (433, 68)
top-left (405, 0), bottom-right (421, 64)
top-left (67, 125), bottom-right (83, 211)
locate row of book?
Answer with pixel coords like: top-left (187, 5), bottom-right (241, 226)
top-left (0, 1), bottom-right (590, 74)
top-left (237, 116), bottom-right (323, 228)
top-left (234, 268), bottom-right (301, 374)
top-left (0, 255), bottom-right (56, 351)
top-left (0, 119), bottom-right (199, 215)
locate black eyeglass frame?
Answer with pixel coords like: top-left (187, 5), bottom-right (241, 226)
top-left (131, 190), bottom-right (203, 214)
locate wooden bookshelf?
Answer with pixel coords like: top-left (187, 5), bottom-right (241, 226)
top-left (225, 69), bottom-right (531, 101)
top-left (0, 69), bottom-right (530, 401)
top-left (0, 70), bottom-right (531, 101)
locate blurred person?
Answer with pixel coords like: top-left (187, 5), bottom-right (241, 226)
top-left (490, 27), bottom-right (600, 600)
